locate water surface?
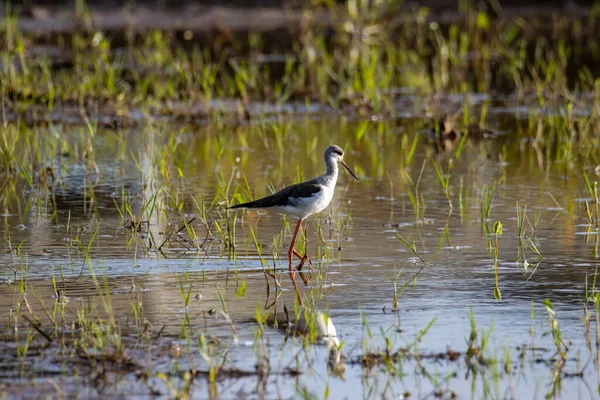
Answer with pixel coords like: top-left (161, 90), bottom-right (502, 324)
top-left (1, 109), bottom-right (599, 399)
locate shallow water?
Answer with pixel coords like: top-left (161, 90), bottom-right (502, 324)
top-left (1, 108), bottom-right (599, 399)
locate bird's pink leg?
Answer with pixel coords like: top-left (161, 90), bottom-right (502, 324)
top-left (290, 227), bottom-right (312, 271)
top-left (288, 219), bottom-right (304, 305)
top-left (288, 219), bottom-right (303, 270)
top-left (293, 249), bottom-right (313, 271)
top-left (292, 249), bottom-right (303, 259)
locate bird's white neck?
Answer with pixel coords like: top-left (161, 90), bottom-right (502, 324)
top-left (322, 156), bottom-right (338, 186)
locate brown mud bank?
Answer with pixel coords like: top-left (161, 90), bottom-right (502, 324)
top-left (3, 1), bottom-right (598, 52)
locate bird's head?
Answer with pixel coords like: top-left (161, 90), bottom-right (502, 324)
top-left (325, 145), bottom-right (359, 182)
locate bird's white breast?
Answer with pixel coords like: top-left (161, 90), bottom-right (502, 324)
top-left (275, 184), bottom-right (335, 220)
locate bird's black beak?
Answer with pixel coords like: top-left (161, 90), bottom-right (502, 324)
top-left (340, 159), bottom-right (360, 182)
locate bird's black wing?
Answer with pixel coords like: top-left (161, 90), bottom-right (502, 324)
top-left (228, 181), bottom-right (322, 209)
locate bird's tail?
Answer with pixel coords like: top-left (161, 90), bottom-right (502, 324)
top-left (228, 200), bottom-right (261, 210)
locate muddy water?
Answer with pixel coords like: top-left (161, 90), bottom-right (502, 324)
top-left (0, 111), bottom-right (599, 398)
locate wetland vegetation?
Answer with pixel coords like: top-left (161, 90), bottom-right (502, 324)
top-left (1, 0), bottom-right (600, 398)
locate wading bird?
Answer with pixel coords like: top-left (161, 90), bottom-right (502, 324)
top-left (229, 145), bottom-right (359, 289)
